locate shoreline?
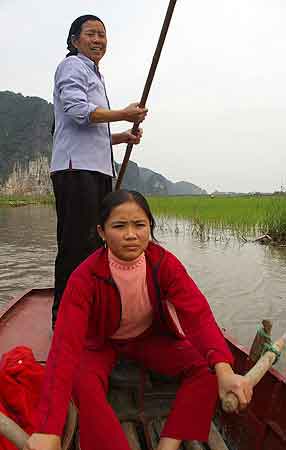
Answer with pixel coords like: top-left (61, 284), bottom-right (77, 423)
top-left (0, 195), bottom-right (54, 207)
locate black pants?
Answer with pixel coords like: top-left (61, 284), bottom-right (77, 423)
top-left (51, 170), bottom-right (112, 326)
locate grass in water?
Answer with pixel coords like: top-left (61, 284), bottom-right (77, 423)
top-left (0, 194), bottom-right (54, 207)
top-left (264, 197), bottom-right (286, 244)
top-left (148, 195), bottom-right (286, 243)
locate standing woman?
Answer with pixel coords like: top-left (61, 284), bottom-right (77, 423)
top-left (51, 15), bottom-right (148, 327)
top-left (25, 190), bottom-right (252, 450)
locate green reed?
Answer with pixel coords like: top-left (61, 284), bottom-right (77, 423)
top-left (263, 197), bottom-right (286, 243)
top-left (0, 194), bottom-right (54, 207)
top-left (148, 195), bottom-right (286, 242)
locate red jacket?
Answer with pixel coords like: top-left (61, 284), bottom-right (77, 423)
top-left (36, 242), bottom-right (233, 435)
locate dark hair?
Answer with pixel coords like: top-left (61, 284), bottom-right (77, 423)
top-left (99, 190), bottom-right (157, 241)
top-left (66, 14), bottom-right (106, 57)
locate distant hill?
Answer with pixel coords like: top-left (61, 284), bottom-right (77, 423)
top-left (0, 91), bottom-right (207, 196)
top-left (0, 91), bottom-right (53, 184)
top-left (117, 162), bottom-right (207, 195)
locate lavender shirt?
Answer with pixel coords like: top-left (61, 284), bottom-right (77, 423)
top-left (50, 53), bottom-right (115, 176)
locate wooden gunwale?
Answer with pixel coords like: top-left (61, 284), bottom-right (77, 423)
top-left (0, 288), bottom-right (53, 319)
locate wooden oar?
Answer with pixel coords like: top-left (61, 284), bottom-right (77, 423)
top-left (0, 411), bottom-right (28, 449)
top-left (0, 402), bottom-right (77, 450)
top-left (115, 0), bottom-right (177, 190)
top-left (222, 332), bottom-right (286, 413)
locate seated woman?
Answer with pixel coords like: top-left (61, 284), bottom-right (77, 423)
top-left (25, 190), bottom-right (252, 450)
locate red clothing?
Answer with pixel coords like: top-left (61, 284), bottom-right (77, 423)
top-left (0, 347), bottom-right (44, 450)
top-left (72, 331), bottom-right (218, 449)
top-left (36, 242), bottom-right (233, 436)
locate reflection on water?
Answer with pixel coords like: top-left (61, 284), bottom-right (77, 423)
top-left (0, 206), bottom-right (286, 373)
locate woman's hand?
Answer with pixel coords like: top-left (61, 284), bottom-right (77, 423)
top-left (123, 128), bottom-right (143, 144)
top-left (215, 362), bottom-right (253, 412)
top-left (23, 433), bottom-right (61, 450)
top-left (112, 128), bottom-right (143, 145)
top-left (122, 103), bottom-right (148, 123)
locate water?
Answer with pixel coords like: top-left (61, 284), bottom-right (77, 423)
top-left (0, 206), bottom-right (57, 302)
top-left (0, 206), bottom-right (286, 373)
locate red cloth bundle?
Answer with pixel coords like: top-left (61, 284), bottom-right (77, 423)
top-left (0, 346), bottom-right (44, 449)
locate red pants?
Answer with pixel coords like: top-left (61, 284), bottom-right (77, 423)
top-left (72, 331), bottom-right (218, 450)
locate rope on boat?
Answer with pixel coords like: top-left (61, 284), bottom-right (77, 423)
top-left (256, 324), bottom-right (272, 340)
top-left (256, 324), bottom-right (282, 364)
top-left (262, 342), bottom-right (281, 364)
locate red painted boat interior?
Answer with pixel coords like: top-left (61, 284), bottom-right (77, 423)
top-left (0, 289), bottom-right (52, 363)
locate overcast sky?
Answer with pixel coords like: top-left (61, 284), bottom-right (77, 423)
top-left (1, 0), bottom-right (286, 193)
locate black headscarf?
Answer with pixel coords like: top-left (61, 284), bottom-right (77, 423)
top-left (66, 14), bottom-right (106, 57)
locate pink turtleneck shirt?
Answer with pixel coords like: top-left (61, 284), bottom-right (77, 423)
top-left (108, 250), bottom-right (153, 339)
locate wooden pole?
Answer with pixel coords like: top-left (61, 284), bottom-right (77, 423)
top-left (0, 412), bottom-right (28, 449)
top-left (0, 402), bottom-right (77, 450)
top-left (115, 0), bottom-right (178, 190)
top-left (248, 319), bottom-right (272, 363)
top-left (222, 332), bottom-right (286, 413)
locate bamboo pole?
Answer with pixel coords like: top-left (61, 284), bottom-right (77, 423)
top-left (222, 332), bottom-right (286, 413)
top-left (0, 402), bottom-right (77, 450)
top-left (115, 0), bottom-right (178, 190)
top-left (0, 411), bottom-right (28, 449)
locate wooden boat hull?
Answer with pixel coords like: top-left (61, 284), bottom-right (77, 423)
top-left (0, 288), bottom-right (285, 450)
top-left (218, 333), bottom-right (286, 450)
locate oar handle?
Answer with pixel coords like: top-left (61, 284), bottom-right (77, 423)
top-left (115, 0), bottom-right (178, 190)
top-left (222, 334), bottom-right (286, 413)
top-left (0, 411), bottom-right (29, 449)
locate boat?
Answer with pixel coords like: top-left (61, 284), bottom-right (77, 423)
top-left (0, 288), bottom-right (285, 450)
